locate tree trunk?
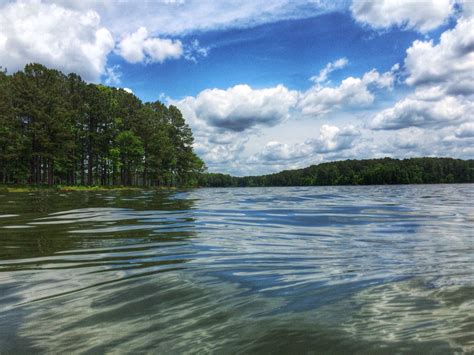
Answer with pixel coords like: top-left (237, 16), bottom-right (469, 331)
top-left (48, 159), bottom-right (54, 185)
top-left (81, 150), bottom-right (85, 185)
top-left (88, 117), bottom-right (94, 185)
top-left (143, 159), bottom-right (148, 187)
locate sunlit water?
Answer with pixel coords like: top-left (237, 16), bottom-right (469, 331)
top-left (0, 185), bottom-right (473, 353)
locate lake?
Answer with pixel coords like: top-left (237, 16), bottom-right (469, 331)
top-left (0, 185), bottom-right (473, 353)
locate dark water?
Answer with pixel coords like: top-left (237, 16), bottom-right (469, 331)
top-left (0, 185), bottom-right (473, 353)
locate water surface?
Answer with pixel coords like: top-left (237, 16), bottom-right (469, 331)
top-left (0, 185), bottom-right (473, 353)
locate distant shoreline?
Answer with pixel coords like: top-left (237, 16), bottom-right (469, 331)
top-left (198, 157), bottom-right (474, 187)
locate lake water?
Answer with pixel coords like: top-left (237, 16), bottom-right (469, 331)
top-left (0, 185), bottom-right (473, 353)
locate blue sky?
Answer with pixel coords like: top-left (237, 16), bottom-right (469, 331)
top-left (1, 0), bottom-right (473, 175)
top-left (115, 12), bottom-right (419, 101)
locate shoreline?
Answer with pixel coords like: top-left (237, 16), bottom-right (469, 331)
top-left (1, 182), bottom-right (472, 193)
top-left (0, 185), bottom-right (178, 193)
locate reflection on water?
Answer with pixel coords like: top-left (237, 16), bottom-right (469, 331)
top-left (0, 185), bottom-right (473, 353)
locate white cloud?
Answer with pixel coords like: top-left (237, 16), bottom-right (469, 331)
top-left (171, 83), bottom-right (301, 174)
top-left (384, 127), bottom-right (426, 151)
top-left (310, 57), bottom-right (348, 84)
top-left (174, 63), bottom-right (397, 135)
top-left (255, 124), bottom-right (359, 164)
top-left (171, 62), bottom-right (397, 174)
top-left (123, 88), bottom-right (134, 94)
top-left (459, 0), bottom-right (474, 17)
top-left (195, 136), bottom-right (248, 165)
top-left (371, 95), bottom-right (472, 130)
top-left (455, 122), bottom-right (474, 138)
top-left (117, 27), bottom-right (183, 64)
top-left (0, 0), bottom-right (114, 81)
top-left (350, 0), bottom-right (454, 33)
top-left (184, 40), bottom-right (209, 63)
top-left (103, 65), bottom-right (121, 85)
top-left (54, 0), bottom-right (343, 36)
top-left (371, 11), bottom-right (474, 132)
top-left (404, 16), bottom-right (474, 96)
top-left (174, 84), bottom-right (298, 132)
top-left (440, 123), bottom-right (474, 157)
top-left (218, 123), bottom-right (361, 175)
top-left (299, 67), bottom-right (396, 117)
top-left (352, 125), bottom-right (473, 166)
top-left (258, 141), bottom-right (310, 162)
top-left (312, 124), bottom-right (360, 153)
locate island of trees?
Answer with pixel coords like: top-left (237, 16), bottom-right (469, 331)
top-left (0, 63), bottom-right (205, 187)
top-left (199, 158), bottom-right (474, 187)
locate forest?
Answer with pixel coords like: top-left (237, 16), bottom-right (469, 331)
top-left (199, 158), bottom-right (474, 187)
top-left (0, 64), bottom-right (205, 187)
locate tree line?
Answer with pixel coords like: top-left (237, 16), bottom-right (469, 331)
top-left (1, 65), bottom-right (472, 189)
top-left (199, 158), bottom-right (474, 187)
top-left (0, 63), bottom-right (205, 186)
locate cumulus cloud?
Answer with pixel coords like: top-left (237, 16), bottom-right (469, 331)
top-left (440, 123), bottom-right (474, 158)
top-left (258, 141), bottom-right (310, 162)
top-left (357, 124), bottom-right (474, 165)
top-left (195, 136), bottom-right (248, 165)
top-left (404, 16), bottom-right (474, 96)
top-left (117, 27), bottom-right (183, 64)
top-left (171, 62), bottom-right (397, 174)
top-left (311, 124), bottom-right (360, 153)
top-left (255, 124), bottom-right (359, 165)
top-left (389, 127), bottom-right (426, 150)
top-left (171, 89), bottom-right (261, 173)
top-left (350, 0), bottom-right (454, 33)
top-left (371, 9), bottom-right (474, 132)
top-left (310, 57), bottom-right (348, 84)
top-left (459, 0), bottom-right (474, 17)
top-left (299, 67), bottom-right (397, 117)
top-left (174, 84), bottom-right (298, 132)
top-left (175, 63), bottom-right (398, 135)
top-left (371, 95), bottom-right (472, 130)
top-left (455, 122), bottom-right (474, 138)
top-left (0, 0), bottom-right (114, 82)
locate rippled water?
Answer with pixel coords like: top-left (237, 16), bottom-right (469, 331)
top-left (0, 185), bottom-right (473, 353)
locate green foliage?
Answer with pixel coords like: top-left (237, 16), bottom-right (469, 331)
top-left (199, 158), bottom-right (474, 187)
top-left (0, 63), bottom-right (205, 187)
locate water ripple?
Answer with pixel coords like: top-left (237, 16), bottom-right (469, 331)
top-left (0, 185), bottom-right (473, 353)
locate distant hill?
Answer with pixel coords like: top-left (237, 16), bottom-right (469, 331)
top-left (199, 157), bottom-right (474, 187)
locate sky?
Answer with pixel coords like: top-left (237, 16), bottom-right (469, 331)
top-left (0, 0), bottom-right (473, 176)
